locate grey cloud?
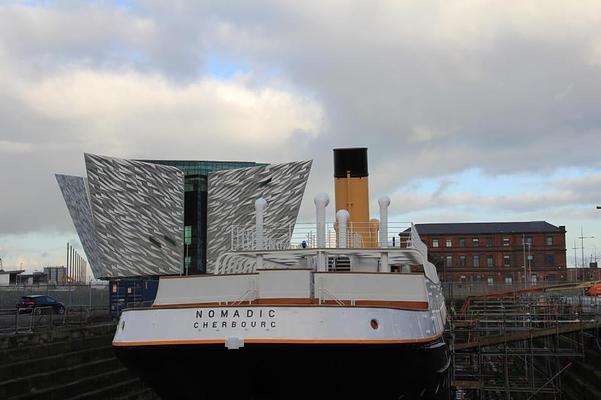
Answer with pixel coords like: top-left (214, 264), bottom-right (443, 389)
top-left (389, 173), bottom-right (601, 216)
top-left (2, 1), bottom-right (601, 239)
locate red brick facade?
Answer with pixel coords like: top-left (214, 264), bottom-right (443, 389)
top-left (417, 224), bottom-right (567, 285)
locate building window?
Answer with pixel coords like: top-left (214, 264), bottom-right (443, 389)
top-left (459, 238), bottom-right (465, 247)
top-left (446, 255), bottom-right (453, 267)
top-left (531, 274), bottom-right (537, 284)
top-left (486, 237), bottom-right (493, 247)
top-left (503, 238), bottom-right (510, 247)
top-left (503, 255), bottom-right (511, 267)
top-left (459, 256), bottom-right (466, 267)
top-left (505, 276), bottom-right (513, 285)
top-left (546, 236), bottom-right (553, 246)
top-left (487, 255), bottom-right (494, 267)
top-left (432, 239), bottom-right (439, 248)
top-left (545, 254), bottom-right (555, 266)
top-left (472, 238), bottom-right (479, 247)
top-left (487, 277), bottom-right (494, 286)
top-left (473, 255), bottom-right (480, 268)
top-left (446, 239), bottom-right (452, 248)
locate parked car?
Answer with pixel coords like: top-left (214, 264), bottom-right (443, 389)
top-left (16, 295), bottom-right (66, 314)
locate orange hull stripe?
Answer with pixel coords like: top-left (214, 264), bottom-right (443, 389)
top-left (112, 334), bottom-right (442, 347)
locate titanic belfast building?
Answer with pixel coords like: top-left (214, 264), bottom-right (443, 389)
top-left (56, 154), bottom-right (311, 279)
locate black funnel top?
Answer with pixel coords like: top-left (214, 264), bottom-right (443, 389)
top-left (333, 148), bottom-right (368, 178)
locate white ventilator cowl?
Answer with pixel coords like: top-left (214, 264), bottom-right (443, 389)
top-left (314, 193), bottom-right (330, 248)
top-left (336, 209), bottom-right (350, 248)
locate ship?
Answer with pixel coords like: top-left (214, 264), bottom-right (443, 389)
top-left (113, 148), bottom-right (450, 400)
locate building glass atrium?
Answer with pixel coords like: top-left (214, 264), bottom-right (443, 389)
top-left (144, 160), bottom-right (263, 274)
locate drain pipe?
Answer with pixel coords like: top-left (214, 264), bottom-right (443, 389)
top-left (314, 193), bottom-right (329, 271)
top-left (378, 196), bottom-right (391, 272)
top-left (336, 209), bottom-right (350, 249)
top-left (255, 198), bottom-right (267, 271)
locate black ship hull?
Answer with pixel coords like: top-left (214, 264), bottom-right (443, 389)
top-left (114, 338), bottom-right (450, 400)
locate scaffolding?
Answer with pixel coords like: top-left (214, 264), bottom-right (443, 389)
top-left (450, 282), bottom-right (601, 400)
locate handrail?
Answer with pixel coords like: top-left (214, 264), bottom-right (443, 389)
top-left (231, 289), bottom-right (258, 306)
top-left (231, 222), bottom-right (414, 251)
top-left (317, 287), bottom-right (345, 306)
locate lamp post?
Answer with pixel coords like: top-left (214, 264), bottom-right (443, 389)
top-left (526, 242), bottom-right (532, 285)
top-left (522, 234), bottom-right (527, 288)
top-left (578, 227), bottom-right (594, 269)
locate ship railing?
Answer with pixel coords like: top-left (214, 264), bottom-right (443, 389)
top-left (316, 286), bottom-right (346, 306)
top-left (231, 289), bottom-right (258, 306)
top-left (231, 222), bottom-right (415, 251)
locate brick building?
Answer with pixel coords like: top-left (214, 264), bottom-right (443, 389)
top-left (415, 222), bottom-right (567, 285)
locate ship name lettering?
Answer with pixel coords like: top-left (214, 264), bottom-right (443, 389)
top-left (193, 308), bottom-right (278, 330)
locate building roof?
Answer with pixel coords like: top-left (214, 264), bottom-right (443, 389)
top-left (413, 221), bottom-right (564, 235)
top-left (0, 269), bottom-right (25, 275)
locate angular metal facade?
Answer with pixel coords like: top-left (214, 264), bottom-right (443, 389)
top-left (84, 154), bottom-right (185, 277)
top-left (55, 174), bottom-right (102, 278)
top-left (206, 160), bottom-right (312, 274)
top-left (57, 155), bottom-right (311, 279)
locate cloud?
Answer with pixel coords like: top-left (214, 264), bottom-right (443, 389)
top-left (0, 67), bottom-right (324, 235)
top-left (2, 1), bottom-right (601, 267)
top-left (388, 173), bottom-right (601, 217)
top-left (15, 69), bottom-right (323, 149)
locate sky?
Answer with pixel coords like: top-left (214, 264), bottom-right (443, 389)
top-left (1, 0), bottom-right (601, 274)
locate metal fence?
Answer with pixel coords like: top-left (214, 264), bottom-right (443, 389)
top-left (0, 305), bottom-right (112, 334)
top-left (0, 283), bottom-right (109, 309)
top-left (0, 283), bottom-right (111, 334)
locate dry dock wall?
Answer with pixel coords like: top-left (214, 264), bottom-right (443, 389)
top-left (0, 323), bottom-right (159, 400)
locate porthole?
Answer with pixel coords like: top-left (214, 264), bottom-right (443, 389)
top-left (370, 319), bottom-right (379, 330)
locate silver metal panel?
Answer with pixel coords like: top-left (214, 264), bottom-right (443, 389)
top-left (206, 160), bottom-right (312, 274)
top-left (85, 154), bottom-right (185, 278)
top-left (55, 174), bottom-right (102, 278)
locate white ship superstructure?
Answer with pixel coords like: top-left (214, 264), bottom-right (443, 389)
top-left (114, 219), bottom-right (446, 346)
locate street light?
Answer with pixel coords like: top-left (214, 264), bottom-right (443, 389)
top-left (522, 234), bottom-right (528, 288)
top-left (526, 242), bottom-right (532, 285)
